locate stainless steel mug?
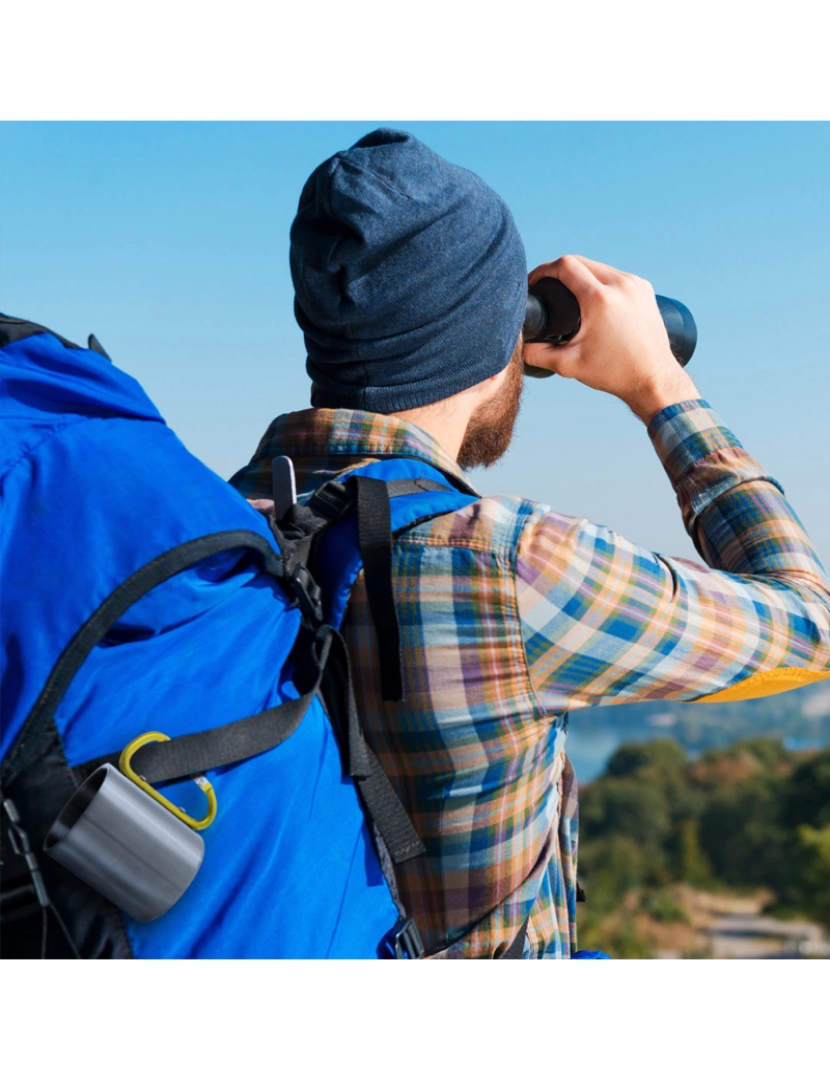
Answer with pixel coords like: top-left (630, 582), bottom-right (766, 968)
top-left (44, 763), bottom-right (204, 922)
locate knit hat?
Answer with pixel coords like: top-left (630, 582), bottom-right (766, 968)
top-left (290, 128), bottom-right (527, 412)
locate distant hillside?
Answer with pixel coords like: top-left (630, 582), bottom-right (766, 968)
top-left (575, 735), bottom-right (830, 957)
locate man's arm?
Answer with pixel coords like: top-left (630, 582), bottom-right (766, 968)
top-left (517, 398), bottom-right (830, 709)
top-left (518, 256), bottom-right (830, 710)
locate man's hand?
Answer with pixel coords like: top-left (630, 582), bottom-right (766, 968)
top-left (525, 255), bottom-right (700, 424)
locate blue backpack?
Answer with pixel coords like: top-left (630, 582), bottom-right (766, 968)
top-left (0, 314), bottom-right (478, 959)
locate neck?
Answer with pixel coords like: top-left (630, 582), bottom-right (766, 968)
top-left (389, 398), bottom-right (475, 463)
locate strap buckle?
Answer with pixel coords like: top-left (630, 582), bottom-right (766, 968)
top-left (289, 563), bottom-right (324, 623)
top-left (391, 916), bottom-right (425, 959)
top-left (307, 480), bottom-right (353, 524)
top-left (1, 797), bottom-right (51, 918)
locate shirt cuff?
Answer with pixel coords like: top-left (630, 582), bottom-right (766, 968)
top-left (647, 399), bottom-right (785, 523)
top-left (647, 399), bottom-right (743, 485)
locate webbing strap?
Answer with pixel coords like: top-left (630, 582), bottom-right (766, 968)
top-left (2, 531), bottom-right (284, 788)
top-left (355, 477), bottom-right (403, 702)
top-left (308, 475), bottom-right (450, 522)
top-left (5, 520), bottom-right (425, 867)
top-left (320, 631), bottom-right (425, 864)
top-left (73, 627), bottom-right (333, 786)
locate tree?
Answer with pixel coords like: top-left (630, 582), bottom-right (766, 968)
top-left (605, 738), bottom-right (687, 779)
top-left (782, 825), bottom-right (830, 929)
top-left (782, 749), bottom-right (830, 830)
top-left (698, 774), bottom-right (788, 887)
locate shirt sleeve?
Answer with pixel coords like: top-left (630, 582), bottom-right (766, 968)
top-left (516, 399), bottom-right (830, 713)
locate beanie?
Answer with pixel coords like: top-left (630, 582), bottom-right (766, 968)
top-left (290, 128), bottom-right (527, 412)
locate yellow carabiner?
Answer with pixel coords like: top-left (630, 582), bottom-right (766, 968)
top-left (119, 732), bottom-right (217, 831)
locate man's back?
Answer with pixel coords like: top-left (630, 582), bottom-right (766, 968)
top-left (233, 127), bottom-right (830, 957)
top-left (232, 402), bottom-right (830, 957)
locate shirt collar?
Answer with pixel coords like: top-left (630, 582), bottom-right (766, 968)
top-left (234, 408), bottom-right (481, 499)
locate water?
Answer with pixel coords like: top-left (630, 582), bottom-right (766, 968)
top-left (564, 691), bottom-right (830, 784)
top-left (565, 723), bottom-right (630, 784)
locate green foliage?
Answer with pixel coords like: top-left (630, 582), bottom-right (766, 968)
top-left (639, 888), bottom-right (690, 924)
top-left (782, 750), bottom-right (830, 830)
top-left (673, 818), bottom-right (713, 886)
top-left (595, 921), bottom-right (655, 960)
top-left (780, 824), bottom-right (830, 929)
top-left (576, 734), bottom-right (830, 950)
top-left (698, 775), bottom-right (789, 887)
top-left (606, 739), bottom-right (688, 778)
top-left (575, 892), bottom-right (656, 959)
top-left (581, 776), bottom-right (672, 847)
top-left (578, 835), bottom-right (649, 907)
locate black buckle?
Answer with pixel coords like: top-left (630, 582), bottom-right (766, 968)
top-left (391, 916), bottom-right (425, 959)
top-left (289, 564), bottom-right (324, 624)
top-left (307, 480), bottom-right (353, 524)
top-left (1, 798), bottom-right (51, 916)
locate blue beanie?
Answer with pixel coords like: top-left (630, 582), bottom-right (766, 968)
top-left (290, 128), bottom-right (527, 412)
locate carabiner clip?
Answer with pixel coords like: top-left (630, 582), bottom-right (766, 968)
top-left (119, 732), bottom-right (217, 831)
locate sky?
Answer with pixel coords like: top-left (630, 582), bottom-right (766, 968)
top-left (1, 8), bottom-right (825, 1038)
top-left (2, 121), bottom-right (828, 564)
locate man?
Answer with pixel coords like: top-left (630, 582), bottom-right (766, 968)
top-left (231, 128), bottom-right (830, 958)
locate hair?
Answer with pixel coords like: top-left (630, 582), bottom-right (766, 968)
top-left (457, 338), bottom-right (525, 470)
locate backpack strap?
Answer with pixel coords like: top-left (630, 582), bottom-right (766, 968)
top-left (309, 460), bottom-right (479, 703)
top-left (317, 628), bottom-right (425, 864)
top-left (353, 474), bottom-right (468, 702)
top-left (268, 464), bottom-right (473, 704)
top-left (355, 476), bottom-right (405, 702)
top-left (3, 527), bottom-right (426, 869)
top-left (71, 626), bottom-right (332, 787)
top-left (2, 531), bottom-right (288, 789)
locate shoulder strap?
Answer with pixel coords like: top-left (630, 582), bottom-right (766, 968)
top-left (333, 461), bottom-right (478, 703)
top-left (2, 531), bottom-right (284, 789)
top-left (2, 527), bottom-right (425, 867)
top-left (270, 464), bottom-right (476, 704)
top-left (355, 476), bottom-right (404, 702)
top-left (318, 628), bottom-right (425, 864)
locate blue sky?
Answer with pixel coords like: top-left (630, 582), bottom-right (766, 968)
top-left (2, 121), bottom-right (828, 563)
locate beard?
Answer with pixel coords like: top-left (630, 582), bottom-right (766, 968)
top-left (457, 340), bottom-right (525, 470)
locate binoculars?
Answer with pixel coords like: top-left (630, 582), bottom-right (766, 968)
top-left (523, 277), bottom-right (697, 378)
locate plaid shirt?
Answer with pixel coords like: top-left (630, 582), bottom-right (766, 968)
top-left (230, 401), bottom-right (830, 958)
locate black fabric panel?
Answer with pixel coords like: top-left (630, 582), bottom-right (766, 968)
top-left (2, 531), bottom-right (284, 789)
top-left (275, 503), bottom-right (329, 576)
top-left (0, 313), bottom-right (81, 351)
top-left (0, 718), bottom-right (133, 959)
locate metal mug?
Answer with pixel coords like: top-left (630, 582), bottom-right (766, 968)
top-left (44, 762), bottom-right (205, 922)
